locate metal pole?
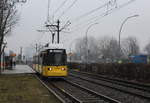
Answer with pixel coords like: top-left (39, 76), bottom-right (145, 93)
top-left (85, 23), bottom-right (98, 64)
top-left (52, 33), bottom-right (55, 44)
top-left (118, 15), bottom-right (139, 58)
top-left (57, 20), bottom-right (60, 44)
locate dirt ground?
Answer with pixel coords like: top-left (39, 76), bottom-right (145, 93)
top-left (0, 74), bottom-right (61, 103)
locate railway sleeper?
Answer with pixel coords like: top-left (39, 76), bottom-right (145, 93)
top-left (79, 97), bottom-right (100, 100)
top-left (74, 94), bottom-right (99, 99)
top-left (80, 97), bottom-right (105, 101)
top-left (81, 99), bottom-right (106, 103)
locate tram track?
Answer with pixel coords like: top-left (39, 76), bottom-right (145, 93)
top-left (35, 74), bottom-right (120, 103)
top-left (35, 75), bottom-right (66, 103)
top-left (54, 79), bottom-right (121, 103)
top-left (70, 70), bottom-right (150, 91)
top-left (32, 69), bottom-right (150, 103)
top-left (68, 70), bottom-right (150, 103)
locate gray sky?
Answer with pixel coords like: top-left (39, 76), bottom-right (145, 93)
top-left (5, 0), bottom-right (150, 55)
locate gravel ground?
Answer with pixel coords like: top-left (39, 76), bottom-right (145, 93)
top-left (0, 74), bottom-right (61, 103)
top-left (52, 81), bottom-right (110, 103)
top-left (70, 73), bottom-right (150, 98)
top-left (66, 76), bottom-right (150, 103)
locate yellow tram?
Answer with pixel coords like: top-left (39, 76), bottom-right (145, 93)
top-left (33, 46), bottom-right (68, 77)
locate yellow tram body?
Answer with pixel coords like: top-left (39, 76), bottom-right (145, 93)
top-left (40, 65), bottom-right (68, 77)
top-left (33, 48), bottom-right (68, 77)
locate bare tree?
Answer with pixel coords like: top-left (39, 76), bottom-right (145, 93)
top-left (73, 36), bottom-right (140, 63)
top-left (97, 36), bottom-right (121, 62)
top-left (97, 36), bottom-right (110, 60)
top-left (74, 36), bottom-right (122, 63)
top-left (0, 0), bottom-right (19, 54)
top-left (0, 0), bottom-right (26, 73)
top-left (144, 42), bottom-right (150, 55)
top-left (74, 38), bottom-right (84, 60)
top-left (122, 36), bottom-right (140, 57)
top-left (74, 36), bottom-right (98, 62)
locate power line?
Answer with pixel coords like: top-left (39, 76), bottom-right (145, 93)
top-left (91, 0), bottom-right (136, 23)
top-left (71, 0), bottom-right (135, 31)
top-left (60, 21), bottom-right (71, 31)
top-left (52, 0), bottom-right (68, 16)
top-left (72, 1), bottom-right (112, 22)
top-left (69, 0), bottom-right (118, 28)
top-left (58, 0), bottom-right (78, 19)
top-left (70, 0), bottom-right (136, 33)
top-left (47, 0), bottom-right (51, 22)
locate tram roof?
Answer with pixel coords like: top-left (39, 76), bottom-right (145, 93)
top-left (33, 44), bottom-right (66, 55)
top-left (45, 43), bottom-right (64, 49)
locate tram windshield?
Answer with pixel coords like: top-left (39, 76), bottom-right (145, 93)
top-left (42, 53), bottom-right (66, 66)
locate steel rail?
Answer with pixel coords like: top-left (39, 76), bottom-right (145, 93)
top-left (70, 70), bottom-right (150, 92)
top-left (69, 72), bottom-right (150, 100)
top-left (34, 75), bottom-right (66, 103)
top-left (49, 82), bottom-right (84, 103)
top-left (63, 78), bottom-right (121, 103)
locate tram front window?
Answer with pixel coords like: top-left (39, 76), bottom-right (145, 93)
top-left (43, 53), bottom-right (66, 66)
top-left (54, 54), bottom-right (63, 65)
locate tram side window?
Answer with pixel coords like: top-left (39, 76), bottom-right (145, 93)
top-left (35, 56), bottom-right (38, 64)
top-left (33, 56), bottom-right (35, 64)
top-left (39, 54), bottom-right (43, 65)
top-left (33, 56), bottom-right (36, 64)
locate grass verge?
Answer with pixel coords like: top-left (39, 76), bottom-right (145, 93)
top-left (0, 74), bottom-right (61, 103)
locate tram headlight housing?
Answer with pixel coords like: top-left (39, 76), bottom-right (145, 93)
top-left (48, 68), bottom-right (52, 71)
top-left (61, 68), bottom-right (65, 71)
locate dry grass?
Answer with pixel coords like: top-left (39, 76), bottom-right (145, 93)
top-left (0, 74), bottom-right (61, 103)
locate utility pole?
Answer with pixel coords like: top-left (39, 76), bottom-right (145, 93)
top-left (46, 19), bottom-right (61, 44)
top-left (57, 20), bottom-right (60, 43)
top-left (52, 33), bottom-right (55, 44)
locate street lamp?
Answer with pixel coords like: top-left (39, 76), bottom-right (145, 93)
top-left (118, 15), bottom-right (139, 58)
top-left (85, 23), bottom-right (98, 64)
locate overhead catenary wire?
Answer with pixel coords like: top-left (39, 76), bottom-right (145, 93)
top-left (37, 0), bottom-right (136, 47)
top-left (36, 0), bottom-right (70, 47)
top-left (67, 0), bottom-right (117, 31)
top-left (71, 0), bottom-right (115, 22)
top-left (47, 0), bottom-right (114, 33)
top-left (47, 0), bottom-right (51, 22)
top-left (71, 0), bottom-right (135, 33)
top-left (90, 0), bottom-right (136, 24)
top-left (70, 0), bottom-right (136, 33)
top-left (58, 0), bottom-right (78, 19)
top-left (52, 0), bottom-right (68, 17)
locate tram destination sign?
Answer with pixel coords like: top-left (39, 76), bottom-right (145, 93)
top-left (49, 49), bottom-right (64, 53)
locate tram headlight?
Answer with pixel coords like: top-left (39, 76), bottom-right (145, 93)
top-left (61, 68), bottom-right (65, 71)
top-left (48, 68), bottom-right (52, 71)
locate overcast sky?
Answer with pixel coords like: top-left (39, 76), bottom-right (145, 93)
top-left (5, 0), bottom-right (150, 55)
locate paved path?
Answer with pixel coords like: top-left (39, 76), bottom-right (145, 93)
top-left (2, 65), bottom-right (35, 74)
